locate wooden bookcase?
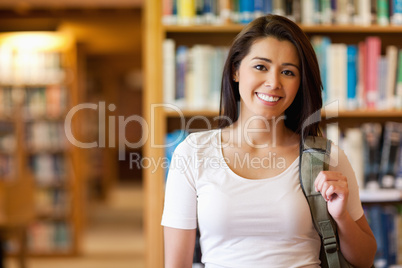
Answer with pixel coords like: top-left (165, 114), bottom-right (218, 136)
top-left (0, 31), bottom-right (84, 256)
top-left (143, 1), bottom-right (402, 267)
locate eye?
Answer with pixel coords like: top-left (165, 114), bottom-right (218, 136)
top-left (282, 70), bottom-right (295, 76)
top-left (254, 65), bottom-right (267, 71)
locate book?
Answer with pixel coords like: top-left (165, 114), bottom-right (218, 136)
top-left (396, 136), bottom-right (402, 189)
top-left (301, 0), bottom-right (316, 25)
top-left (203, 0), bottom-right (218, 24)
top-left (396, 49), bottom-right (402, 109)
top-left (336, 0), bottom-right (351, 24)
top-left (377, 56), bottom-right (389, 110)
top-left (346, 45), bottom-right (358, 110)
top-left (365, 36), bottom-right (381, 109)
top-left (239, 0), bottom-right (254, 24)
top-left (379, 122), bottom-right (402, 188)
top-left (326, 43), bottom-right (347, 109)
top-left (321, 0), bottom-right (332, 24)
top-left (343, 128), bottom-right (364, 189)
top-left (273, 0), bottom-right (285, 16)
top-left (377, 0), bottom-right (390, 26)
top-left (195, 0), bottom-right (204, 24)
top-left (357, 41), bottom-right (366, 109)
top-left (175, 45), bottom-right (188, 107)
top-left (391, 0), bottom-right (402, 25)
top-left (231, 0), bottom-right (240, 23)
top-left (254, 0), bottom-right (265, 19)
top-left (367, 205), bottom-right (387, 267)
top-left (163, 39), bottom-right (176, 105)
top-left (219, 0), bottom-right (231, 24)
top-left (165, 130), bottom-right (189, 180)
top-left (385, 46), bottom-right (398, 109)
top-left (177, 0), bottom-right (195, 25)
top-left (361, 123), bottom-right (383, 189)
top-left (162, 0), bottom-right (176, 25)
top-left (366, 205), bottom-right (399, 267)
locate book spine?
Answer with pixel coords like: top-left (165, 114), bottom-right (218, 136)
top-left (321, 0), bottom-right (332, 24)
top-left (357, 0), bottom-right (372, 25)
top-left (336, 0), bottom-right (350, 24)
top-left (361, 123), bottom-right (383, 189)
top-left (391, 0), bottom-right (402, 25)
top-left (263, 0), bottom-right (273, 14)
top-left (346, 45), bottom-right (358, 110)
top-left (162, 0), bottom-right (174, 24)
top-left (219, 0), bottom-right (232, 24)
top-left (195, 0), bottom-right (205, 24)
top-left (163, 39), bottom-right (176, 105)
top-left (379, 122), bottom-right (402, 188)
top-left (385, 46), bottom-right (398, 109)
top-left (396, 49), bottom-right (402, 109)
top-left (377, 0), bottom-right (390, 25)
top-left (239, 0), bottom-right (254, 24)
top-left (327, 43), bottom-right (347, 109)
top-left (254, 0), bottom-right (264, 19)
top-left (377, 56), bottom-right (389, 110)
top-left (396, 133), bottom-right (402, 189)
top-left (273, 0), bottom-right (285, 16)
top-left (178, 0), bottom-right (195, 25)
top-left (302, 0), bottom-right (316, 25)
top-left (344, 128), bottom-right (365, 188)
top-left (175, 46), bottom-right (188, 106)
top-left (203, 0), bottom-right (217, 24)
top-left (231, 0), bottom-right (241, 23)
top-left (365, 36), bottom-right (381, 109)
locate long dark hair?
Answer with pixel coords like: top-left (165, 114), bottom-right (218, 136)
top-left (218, 14), bottom-right (323, 139)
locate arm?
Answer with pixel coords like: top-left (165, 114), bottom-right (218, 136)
top-left (164, 226), bottom-right (197, 268)
top-left (315, 171), bottom-right (377, 268)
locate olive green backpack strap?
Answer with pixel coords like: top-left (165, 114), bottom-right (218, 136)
top-left (299, 136), bottom-right (354, 268)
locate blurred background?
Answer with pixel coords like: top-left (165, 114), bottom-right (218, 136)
top-left (0, 0), bottom-right (145, 267)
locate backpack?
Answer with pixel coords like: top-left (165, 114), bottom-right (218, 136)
top-left (299, 136), bottom-right (354, 268)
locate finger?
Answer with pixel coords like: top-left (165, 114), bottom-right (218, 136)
top-left (320, 181), bottom-right (332, 201)
top-left (314, 171), bottom-right (326, 192)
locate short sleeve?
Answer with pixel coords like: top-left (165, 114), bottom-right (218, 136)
top-left (328, 143), bottom-right (364, 221)
top-left (161, 140), bottom-right (198, 229)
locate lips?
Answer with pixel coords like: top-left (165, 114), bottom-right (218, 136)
top-left (256, 92), bottom-right (281, 103)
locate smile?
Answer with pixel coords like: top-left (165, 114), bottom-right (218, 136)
top-left (256, 93), bottom-right (281, 103)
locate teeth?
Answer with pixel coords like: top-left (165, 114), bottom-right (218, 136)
top-left (257, 93), bottom-right (280, 102)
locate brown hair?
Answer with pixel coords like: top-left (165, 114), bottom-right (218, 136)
top-left (218, 14), bottom-right (322, 139)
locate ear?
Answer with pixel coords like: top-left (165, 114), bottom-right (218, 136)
top-left (232, 68), bottom-right (239, 82)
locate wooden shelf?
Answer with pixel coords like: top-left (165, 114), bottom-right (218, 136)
top-left (164, 24), bottom-right (402, 33)
top-left (164, 108), bottom-right (219, 117)
top-left (164, 108), bottom-right (402, 118)
top-left (360, 189), bottom-right (402, 203)
top-left (0, 31), bottom-right (83, 258)
top-left (325, 109), bottom-right (402, 118)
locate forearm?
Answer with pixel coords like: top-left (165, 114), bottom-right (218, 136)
top-left (334, 213), bottom-right (376, 268)
top-left (164, 227), bottom-right (196, 268)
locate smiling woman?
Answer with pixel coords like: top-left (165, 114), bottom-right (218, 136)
top-left (162, 14), bottom-right (377, 268)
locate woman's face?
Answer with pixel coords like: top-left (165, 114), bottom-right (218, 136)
top-left (234, 36), bottom-right (301, 121)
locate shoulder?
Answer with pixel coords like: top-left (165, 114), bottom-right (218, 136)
top-left (181, 129), bottom-right (220, 149)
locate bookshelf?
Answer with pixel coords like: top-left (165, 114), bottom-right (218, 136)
top-left (143, 1), bottom-right (402, 267)
top-left (0, 31), bottom-right (83, 256)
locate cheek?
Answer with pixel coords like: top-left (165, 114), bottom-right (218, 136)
top-left (287, 79), bottom-right (300, 98)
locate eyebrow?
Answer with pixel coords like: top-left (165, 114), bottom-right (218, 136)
top-left (252, 57), bottom-right (300, 70)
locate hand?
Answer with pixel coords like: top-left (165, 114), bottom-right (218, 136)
top-left (314, 171), bottom-right (349, 220)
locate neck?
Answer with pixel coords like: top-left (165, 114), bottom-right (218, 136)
top-left (228, 114), bottom-right (296, 148)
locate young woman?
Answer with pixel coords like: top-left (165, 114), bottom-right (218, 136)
top-left (162, 14), bottom-right (376, 268)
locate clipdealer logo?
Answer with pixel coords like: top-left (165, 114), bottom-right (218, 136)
top-left (64, 101), bottom-right (340, 169)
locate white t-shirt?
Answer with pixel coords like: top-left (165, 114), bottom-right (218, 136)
top-left (161, 129), bottom-right (364, 268)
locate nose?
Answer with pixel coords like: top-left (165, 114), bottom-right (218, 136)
top-left (264, 71), bottom-right (281, 89)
